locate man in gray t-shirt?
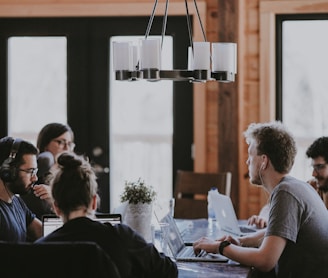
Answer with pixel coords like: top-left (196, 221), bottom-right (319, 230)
top-left (193, 121), bottom-right (328, 278)
top-left (267, 176), bottom-right (328, 277)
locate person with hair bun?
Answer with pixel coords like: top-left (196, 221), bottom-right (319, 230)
top-left (36, 152), bottom-right (178, 278)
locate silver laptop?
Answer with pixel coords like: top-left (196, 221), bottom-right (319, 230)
top-left (157, 213), bottom-right (228, 262)
top-left (42, 214), bottom-right (122, 237)
top-left (210, 193), bottom-right (257, 236)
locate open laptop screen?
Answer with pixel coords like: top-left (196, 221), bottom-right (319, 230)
top-left (42, 214), bottom-right (122, 237)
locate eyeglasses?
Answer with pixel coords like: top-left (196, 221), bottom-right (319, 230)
top-left (52, 139), bottom-right (75, 150)
top-left (19, 168), bottom-right (38, 177)
top-left (312, 163), bottom-right (327, 173)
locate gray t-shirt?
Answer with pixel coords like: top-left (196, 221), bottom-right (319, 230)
top-left (266, 176), bottom-right (328, 278)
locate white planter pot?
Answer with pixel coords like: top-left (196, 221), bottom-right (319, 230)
top-left (123, 202), bottom-right (153, 242)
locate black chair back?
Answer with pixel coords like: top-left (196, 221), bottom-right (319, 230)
top-left (0, 241), bottom-right (121, 278)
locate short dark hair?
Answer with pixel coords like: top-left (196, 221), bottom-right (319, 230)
top-left (36, 123), bottom-right (74, 152)
top-left (306, 136), bottom-right (328, 163)
top-left (0, 136), bottom-right (38, 168)
top-left (244, 121), bottom-right (297, 173)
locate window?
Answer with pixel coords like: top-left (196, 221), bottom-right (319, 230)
top-left (7, 36), bottom-right (67, 144)
top-left (109, 36), bottom-right (173, 211)
top-left (277, 16), bottom-right (328, 180)
top-left (0, 16), bottom-right (192, 212)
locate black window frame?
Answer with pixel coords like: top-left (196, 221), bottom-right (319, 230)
top-left (276, 13), bottom-right (328, 121)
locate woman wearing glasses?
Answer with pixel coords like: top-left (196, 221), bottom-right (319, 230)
top-left (21, 123), bottom-right (75, 220)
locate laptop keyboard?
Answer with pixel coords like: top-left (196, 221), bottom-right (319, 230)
top-left (179, 247), bottom-right (206, 258)
top-left (177, 219), bottom-right (215, 243)
top-left (239, 225), bottom-right (256, 233)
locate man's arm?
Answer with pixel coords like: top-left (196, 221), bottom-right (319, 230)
top-left (27, 217), bottom-right (42, 241)
top-left (239, 229), bottom-right (266, 247)
top-left (193, 233), bottom-right (286, 272)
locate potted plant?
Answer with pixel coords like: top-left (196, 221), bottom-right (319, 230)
top-left (120, 178), bottom-right (156, 242)
top-left (120, 178), bottom-right (156, 205)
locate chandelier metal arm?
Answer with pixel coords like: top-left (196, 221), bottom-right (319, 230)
top-left (115, 69), bottom-right (235, 83)
top-left (145, 0), bottom-right (159, 39)
top-left (161, 0), bottom-right (169, 49)
top-left (184, 0), bottom-right (194, 53)
top-left (193, 0), bottom-right (207, 42)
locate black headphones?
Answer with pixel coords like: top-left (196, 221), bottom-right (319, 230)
top-left (0, 138), bottom-right (22, 182)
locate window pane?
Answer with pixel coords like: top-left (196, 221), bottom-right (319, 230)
top-left (8, 37), bottom-right (67, 145)
top-left (282, 20), bottom-right (328, 180)
top-left (110, 36), bottom-right (173, 211)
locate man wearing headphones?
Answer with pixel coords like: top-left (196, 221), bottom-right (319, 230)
top-left (0, 136), bottom-right (42, 242)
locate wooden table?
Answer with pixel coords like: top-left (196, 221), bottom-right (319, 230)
top-left (177, 261), bottom-right (251, 278)
top-left (174, 218), bottom-right (251, 278)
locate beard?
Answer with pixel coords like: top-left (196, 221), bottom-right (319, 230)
top-left (318, 178), bottom-right (328, 193)
top-left (250, 178), bottom-right (262, 187)
top-left (7, 177), bottom-right (32, 195)
top-left (249, 168), bottom-right (263, 186)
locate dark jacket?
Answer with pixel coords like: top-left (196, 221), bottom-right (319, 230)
top-left (35, 217), bottom-right (178, 278)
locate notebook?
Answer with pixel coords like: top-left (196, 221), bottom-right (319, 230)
top-left (210, 193), bottom-right (257, 237)
top-left (42, 213), bottom-right (122, 237)
top-left (157, 213), bottom-right (228, 262)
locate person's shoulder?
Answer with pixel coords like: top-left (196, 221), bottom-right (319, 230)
top-left (277, 176), bottom-right (308, 189)
top-left (34, 237), bottom-right (46, 244)
top-left (112, 223), bottom-right (146, 240)
top-left (111, 223), bottom-right (131, 233)
top-left (13, 194), bottom-right (29, 207)
top-left (274, 176), bottom-right (319, 201)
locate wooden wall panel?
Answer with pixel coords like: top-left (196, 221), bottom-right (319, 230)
top-left (237, 0), bottom-right (263, 219)
top-left (215, 0), bottom-right (241, 212)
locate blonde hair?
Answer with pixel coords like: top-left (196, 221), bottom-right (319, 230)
top-left (244, 121), bottom-right (297, 173)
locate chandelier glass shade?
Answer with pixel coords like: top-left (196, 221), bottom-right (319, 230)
top-left (112, 0), bottom-right (237, 83)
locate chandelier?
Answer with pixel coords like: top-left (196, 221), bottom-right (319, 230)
top-left (112, 0), bottom-right (237, 83)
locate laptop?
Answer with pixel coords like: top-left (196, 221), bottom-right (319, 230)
top-left (42, 213), bottom-right (122, 237)
top-left (210, 193), bottom-right (257, 237)
top-left (156, 213), bottom-right (228, 262)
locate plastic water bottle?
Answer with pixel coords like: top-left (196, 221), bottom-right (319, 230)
top-left (207, 187), bottom-right (218, 220)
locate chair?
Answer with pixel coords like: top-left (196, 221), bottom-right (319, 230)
top-left (0, 241), bottom-right (121, 278)
top-left (173, 170), bottom-right (232, 219)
